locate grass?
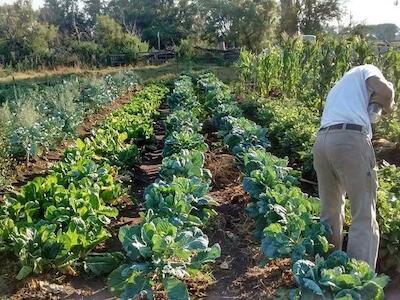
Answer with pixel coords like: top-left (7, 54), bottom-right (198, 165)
top-left (0, 65), bottom-right (134, 84)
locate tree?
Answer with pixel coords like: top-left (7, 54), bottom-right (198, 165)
top-left (279, 0), bottom-right (342, 35)
top-left (0, 0), bottom-right (57, 61)
top-left (105, 0), bottom-right (196, 48)
top-left (40, 0), bottom-right (85, 36)
top-left (297, 0), bottom-right (342, 34)
top-left (280, 0), bottom-right (299, 35)
top-left (231, 0), bottom-right (279, 51)
top-left (83, 0), bottom-right (104, 25)
top-left (349, 23), bottom-right (400, 41)
top-left (95, 15), bottom-right (148, 62)
top-left (196, 0), bottom-right (278, 51)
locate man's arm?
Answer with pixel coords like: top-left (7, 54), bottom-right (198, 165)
top-left (366, 76), bottom-right (395, 114)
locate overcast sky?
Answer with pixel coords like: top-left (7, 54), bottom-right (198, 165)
top-left (0, 0), bottom-right (399, 27)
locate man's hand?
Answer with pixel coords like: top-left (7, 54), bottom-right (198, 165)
top-left (367, 76), bottom-right (395, 114)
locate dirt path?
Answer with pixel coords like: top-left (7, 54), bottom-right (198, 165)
top-left (131, 106), bottom-right (169, 201)
top-left (204, 133), bottom-right (293, 300)
top-left (0, 107), bottom-right (168, 300)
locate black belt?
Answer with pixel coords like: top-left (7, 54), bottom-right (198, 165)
top-left (319, 123), bottom-right (364, 132)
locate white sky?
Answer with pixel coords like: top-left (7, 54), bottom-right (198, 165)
top-left (342, 0), bottom-right (400, 27)
top-left (0, 0), bottom-right (399, 27)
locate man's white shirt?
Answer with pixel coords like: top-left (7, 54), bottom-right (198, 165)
top-left (320, 64), bottom-right (385, 139)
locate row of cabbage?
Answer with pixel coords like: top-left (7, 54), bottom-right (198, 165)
top-left (0, 70), bottom-right (139, 191)
top-left (198, 72), bottom-right (388, 300)
top-left (0, 84), bottom-right (167, 280)
top-left (93, 75), bottom-right (220, 300)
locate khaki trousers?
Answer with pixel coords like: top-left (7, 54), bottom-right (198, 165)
top-left (313, 128), bottom-right (379, 269)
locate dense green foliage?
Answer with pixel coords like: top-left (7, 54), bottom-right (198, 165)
top-left (0, 84), bottom-right (166, 279)
top-left (219, 116), bottom-right (270, 157)
top-left (280, 0), bottom-right (342, 35)
top-left (199, 72), bottom-right (388, 299)
top-left (237, 37), bottom-right (400, 144)
top-left (349, 23), bottom-right (400, 41)
top-left (237, 37), bottom-right (379, 108)
top-left (293, 251), bottom-right (389, 299)
top-left (376, 163), bottom-right (400, 271)
top-left (100, 75), bottom-right (220, 299)
top-left (247, 98), bottom-right (319, 173)
top-left (160, 150), bottom-right (212, 183)
top-left (0, 1), bottom-right (147, 68)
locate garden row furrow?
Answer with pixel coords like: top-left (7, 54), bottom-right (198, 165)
top-left (0, 84), bottom-right (167, 281)
top-left (198, 72), bottom-right (389, 299)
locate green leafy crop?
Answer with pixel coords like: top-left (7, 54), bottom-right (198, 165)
top-left (104, 75), bottom-right (220, 299)
top-left (0, 83), bottom-right (166, 279)
top-left (160, 149), bottom-right (212, 183)
top-left (292, 251), bottom-right (389, 299)
top-left (107, 216), bottom-right (220, 300)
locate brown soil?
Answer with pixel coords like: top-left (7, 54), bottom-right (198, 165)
top-left (204, 134), bottom-right (294, 300)
top-left (0, 106), bottom-right (168, 300)
top-left (131, 107), bottom-right (169, 200)
top-left (1, 86), bottom-right (140, 198)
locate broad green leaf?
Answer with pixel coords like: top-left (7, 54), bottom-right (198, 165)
top-left (163, 276), bottom-right (190, 300)
top-left (302, 278), bottom-right (323, 296)
top-left (85, 252), bottom-right (125, 276)
top-left (333, 274), bottom-right (361, 289)
top-left (358, 281), bottom-right (385, 300)
top-left (190, 244), bottom-right (221, 269)
top-left (16, 266), bottom-right (33, 280)
top-left (76, 139), bottom-right (86, 151)
top-left (108, 263), bottom-right (150, 296)
top-left (335, 289), bottom-right (362, 300)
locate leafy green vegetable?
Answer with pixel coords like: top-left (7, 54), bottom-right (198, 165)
top-left (167, 75), bottom-right (201, 115)
top-left (85, 252), bottom-right (125, 276)
top-left (160, 149), bottom-right (211, 183)
top-left (107, 75), bottom-right (219, 299)
top-left (163, 131), bottom-right (208, 157)
top-left (108, 217), bottom-right (220, 300)
top-left (165, 109), bottom-right (203, 137)
top-left (293, 251), bottom-right (389, 299)
top-left (0, 84), bottom-right (166, 279)
top-left (218, 116), bottom-right (270, 156)
top-left (144, 177), bottom-right (217, 227)
top-left (376, 162), bottom-right (400, 271)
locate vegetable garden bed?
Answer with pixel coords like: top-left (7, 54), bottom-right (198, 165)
top-left (0, 84), bottom-right (168, 298)
top-left (1, 69), bottom-right (399, 300)
top-left (0, 71), bottom-right (140, 192)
